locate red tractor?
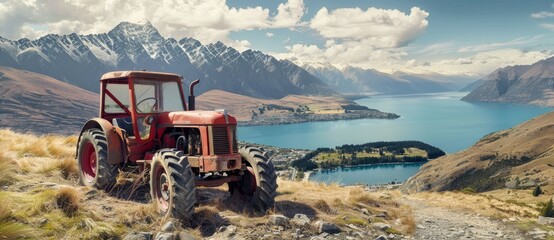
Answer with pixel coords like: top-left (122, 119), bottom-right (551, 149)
top-left (75, 71), bottom-right (277, 219)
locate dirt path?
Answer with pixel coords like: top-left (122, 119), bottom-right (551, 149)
top-left (400, 197), bottom-right (527, 240)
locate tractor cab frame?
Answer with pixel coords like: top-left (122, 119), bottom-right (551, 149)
top-left (76, 71), bottom-right (277, 220)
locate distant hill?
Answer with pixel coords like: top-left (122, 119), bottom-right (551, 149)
top-left (300, 62), bottom-right (475, 95)
top-left (462, 57), bottom-right (554, 106)
top-left (401, 111), bottom-right (554, 193)
top-left (460, 79), bottom-right (487, 92)
top-left (0, 21), bottom-right (335, 99)
top-left (197, 89), bottom-right (397, 124)
top-left (0, 67), bottom-right (97, 134)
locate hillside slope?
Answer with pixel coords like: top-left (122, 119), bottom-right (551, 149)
top-left (462, 57), bottom-right (554, 106)
top-left (0, 67), bottom-right (97, 134)
top-left (401, 111), bottom-right (554, 193)
top-left (0, 129), bottom-right (414, 239)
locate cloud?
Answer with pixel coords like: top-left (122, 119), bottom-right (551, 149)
top-left (540, 23), bottom-right (554, 31)
top-left (309, 6), bottom-right (429, 48)
top-left (413, 49), bottom-right (553, 75)
top-left (274, 6), bottom-right (429, 70)
top-left (412, 42), bottom-right (455, 55)
top-left (265, 32), bottom-right (274, 38)
top-left (0, 0), bottom-right (305, 48)
top-left (273, 0), bottom-right (306, 28)
top-left (457, 35), bottom-right (543, 52)
top-left (280, 40), bottom-right (408, 70)
top-left (531, 11), bottom-right (554, 18)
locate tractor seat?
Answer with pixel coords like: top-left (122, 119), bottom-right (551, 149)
top-left (112, 117), bottom-right (134, 137)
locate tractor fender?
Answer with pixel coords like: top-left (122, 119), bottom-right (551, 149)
top-left (76, 118), bottom-right (125, 165)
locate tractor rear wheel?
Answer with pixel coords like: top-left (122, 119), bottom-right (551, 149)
top-left (229, 146), bottom-right (278, 214)
top-left (77, 129), bottom-right (118, 190)
top-left (150, 149), bottom-right (196, 220)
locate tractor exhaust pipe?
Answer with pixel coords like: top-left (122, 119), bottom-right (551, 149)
top-left (188, 79), bottom-right (200, 111)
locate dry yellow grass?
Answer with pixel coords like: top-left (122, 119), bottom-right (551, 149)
top-left (0, 152), bottom-right (17, 185)
top-left (56, 187), bottom-right (82, 217)
top-left (275, 179), bottom-right (415, 233)
top-left (0, 129), bottom-right (415, 238)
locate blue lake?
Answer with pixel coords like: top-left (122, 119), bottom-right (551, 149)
top-left (238, 92), bottom-right (552, 185)
top-left (309, 163), bottom-right (424, 186)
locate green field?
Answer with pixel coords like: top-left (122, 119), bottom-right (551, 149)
top-left (313, 147), bottom-right (427, 164)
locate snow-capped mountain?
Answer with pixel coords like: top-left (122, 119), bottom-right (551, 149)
top-left (0, 21), bottom-right (335, 99)
top-left (299, 61), bottom-right (477, 95)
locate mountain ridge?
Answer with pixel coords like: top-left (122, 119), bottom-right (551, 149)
top-left (299, 61), bottom-right (476, 95)
top-left (462, 56), bottom-right (554, 106)
top-left (401, 111), bottom-right (554, 193)
top-left (0, 21), bottom-right (335, 99)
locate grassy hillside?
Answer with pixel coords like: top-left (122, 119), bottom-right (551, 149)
top-left (0, 129), bottom-right (415, 239)
top-left (0, 67), bottom-right (97, 135)
top-left (402, 111), bottom-right (554, 194)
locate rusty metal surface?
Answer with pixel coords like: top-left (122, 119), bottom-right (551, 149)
top-left (193, 153), bottom-right (242, 172)
top-left (100, 71), bottom-right (181, 81)
top-left (195, 175), bottom-right (241, 187)
top-left (76, 118), bottom-right (124, 165)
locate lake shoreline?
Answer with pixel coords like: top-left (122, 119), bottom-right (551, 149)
top-left (237, 109), bottom-right (400, 126)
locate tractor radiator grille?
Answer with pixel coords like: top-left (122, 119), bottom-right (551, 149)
top-left (212, 126), bottom-right (231, 155)
top-left (232, 126), bottom-right (238, 153)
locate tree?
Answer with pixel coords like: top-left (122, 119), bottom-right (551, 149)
top-left (533, 186), bottom-right (543, 197)
top-left (540, 198), bottom-right (554, 217)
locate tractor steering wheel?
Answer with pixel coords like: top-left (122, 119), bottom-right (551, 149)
top-left (136, 97), bottom-right (158, 113)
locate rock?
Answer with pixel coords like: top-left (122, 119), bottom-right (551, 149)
top-left (291, 214), bottom-right (310, 227)
top-left (161, 221), bottom-right (175, 232)
top-left (155, 233), bottom-right (174, 240)
top-left (376, 211), bottom-right (388, 219)
top-left (176, 232), bottom-right (196, 240)
top-left (123, 232), bottom-right (153, 240)
top-left (353, 231), bottom-right (365, 238)
top-left (375, 235), bottom-right (388, 240)
top-left (416, 224), bottom-right (426, 230)
top-left (538, 216), bottom-right (554, 225)
top-left (268, 214), bottom-right (289, 226)
top-left (505, 179), bottom-right (519, 189)
top-left (388, 233), bottom-right (395, 239)
top-left (372, 223), bottom-right (391, 231)
top-left (347, 224), bottom-right (362, 231)
top-left (292, 229), bottom-right (302, 239)
top-left (102, 205), bottom-right (113, 212)
top-left (216, 225), bottom-right (237, 238)
top-left (314, 221), bottom-right (341, 234)
top-left (361, 208), bottom-right (370, 215)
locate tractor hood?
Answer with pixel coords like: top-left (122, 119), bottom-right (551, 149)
top-left (157, 110), bottom-right (237, 126)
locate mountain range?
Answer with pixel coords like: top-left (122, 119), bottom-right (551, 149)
top-left (0, 20), bottom-right (335, 99)
top-left (0, 20), bottom-right (484, 100)
top-left (299, 61), bottom-right (476, 95)
top-left (462, 57), bottom-right (554, 107)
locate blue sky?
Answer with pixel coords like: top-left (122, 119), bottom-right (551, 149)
top-left (1, 0), bottom-right (553, 75)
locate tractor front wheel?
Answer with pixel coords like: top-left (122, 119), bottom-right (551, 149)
top-left (229, 146), bottom-right (278, 214)
top-left (150, 149), bottom-right (196, 220)
top-left (77, 129), bottom-right (118, 190)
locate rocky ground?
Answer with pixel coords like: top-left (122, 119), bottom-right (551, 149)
top-left (400, 196), bottom-right (554, 240)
